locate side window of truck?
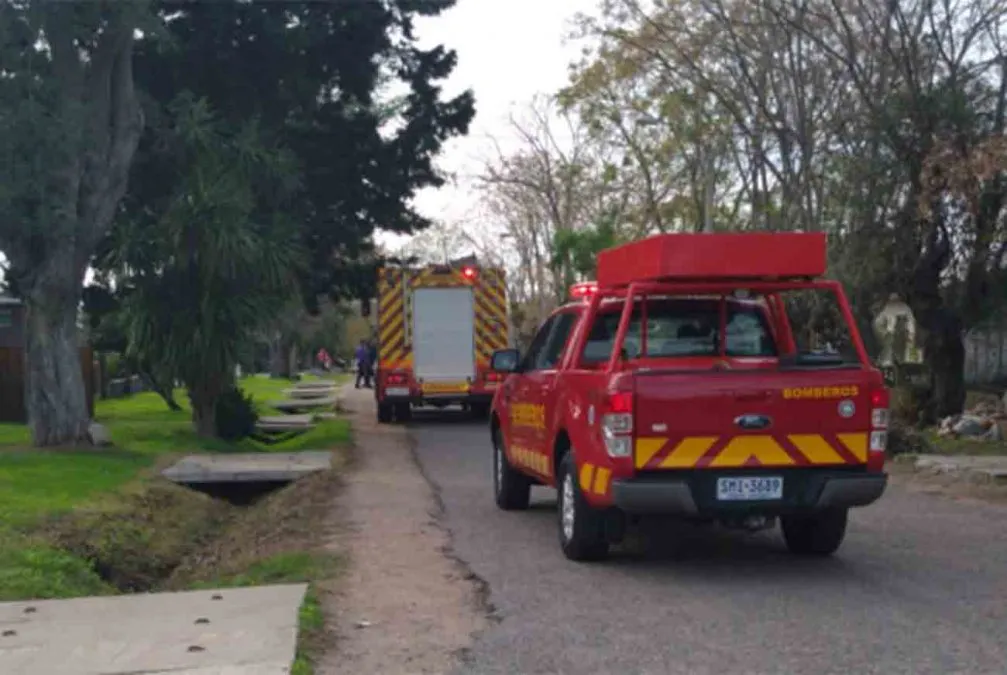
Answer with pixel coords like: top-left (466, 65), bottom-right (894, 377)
top-left (519, 315), bottom-right (558, 372)
top-left (533, 312), bottom-right (578, 371)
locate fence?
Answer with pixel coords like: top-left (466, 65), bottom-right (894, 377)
top-left (0, 347), bottom-right (95, 424)
top-left (964, 325), bottom-right (1007, 387)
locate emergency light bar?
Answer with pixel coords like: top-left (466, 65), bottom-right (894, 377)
top-left (461, 265), bottom-right (477, 279)
top-left (569, 281), bottom-right (598, 300)
top-left (596, 232), bottom-right (827, 288)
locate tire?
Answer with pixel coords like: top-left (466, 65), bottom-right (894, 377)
top-left (394, 402), bottom-right (412, 423)
top-left (492, 426), bottom-right (531, 510)
top-left (377, 402), bottom-right (393, 423)
top-left (781, 508), bottom-right (848, 556)
top-left (556, 452), bottom-right (609, 562)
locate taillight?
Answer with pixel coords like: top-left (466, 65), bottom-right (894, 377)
top-left (601, 378), bottom-right (634, 459)
top-left (867, 387), bottom-right (889, 471)
top-left (485, 371), bottom-right (503, 383)
top-left (386, 372), bottom-right (408, 385)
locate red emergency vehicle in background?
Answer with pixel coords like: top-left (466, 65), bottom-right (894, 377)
top-left (374, 261), bottom-right (510, 423)
top-left (488, 232), bottom-right (889, 562)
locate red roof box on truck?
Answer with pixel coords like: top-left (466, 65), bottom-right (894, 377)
top-left (595, 232), bottom-right (827, 288)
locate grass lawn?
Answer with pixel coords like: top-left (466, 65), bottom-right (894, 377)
top-left (0, 374), bottom-right (350, 527)
top-left (0, 373), bottom-right (351, 673)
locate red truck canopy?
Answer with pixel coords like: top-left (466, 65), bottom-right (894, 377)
top-left (596, 232), bottom-right (827, 288)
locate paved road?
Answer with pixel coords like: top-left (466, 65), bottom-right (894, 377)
top-left (409, 409), bottom-right (1007, 675)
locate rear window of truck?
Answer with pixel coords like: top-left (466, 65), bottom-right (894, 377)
top-left (581, 298), bottom-right (777, 362)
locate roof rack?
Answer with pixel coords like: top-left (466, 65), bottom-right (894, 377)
top-left (595, 232), bottom-right (827, 288)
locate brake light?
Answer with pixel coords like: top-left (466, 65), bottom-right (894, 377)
top-left (386, 372), bottom-right (408, 385)
top-left (569, 281), bottom-right (598, 301)
top-left (608, 391), bottom-right (632, 413)
top-left (485, 371), bottom-right (503, 383)
top-left (867, 387), bottom-right (889, 471)
top-left (601, 376), bottom-right (634, 458)
top-left (461, 265), bottom-right (477, 280)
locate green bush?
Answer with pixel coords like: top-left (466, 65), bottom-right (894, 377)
top-left (215, 387), bottom-right (258, 441)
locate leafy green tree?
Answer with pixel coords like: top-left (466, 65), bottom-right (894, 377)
top-left (104, 95), bottom-right (302, 437)
top-left (551, 215), bottom-right (619, 287)
top-left (0, 2), bottom-right (149, 445)
top-left (131, 1), bottom-right (475, 309)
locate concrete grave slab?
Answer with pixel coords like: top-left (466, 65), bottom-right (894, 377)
top-left (162, 451), bottom-right (332, 484)
top-left (269, 396), bottom-right (337, 412)
top-left (0, 584), bottom-right (306, 675)
top-left (282, 387), bottom-right (337, 400)
top-left (258, 414), bottom-right (314, 428)
top-left (292, 381), bottom-right (336, 389)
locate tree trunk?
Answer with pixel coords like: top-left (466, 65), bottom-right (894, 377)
top-left (137, 366), bottom-right (181, 412)
top-left (187, 367), bottom-right (233, 438)
top-left (5, 16), bottom-right (144, 447)
top-left (98, 351), bottom-right (109, 399)
top-left (188, 385), bottom-right (220, 438)
top-left (920, 310), bottom-right (967, 423)
top-left (268, 333), bottom-right (294, 379)
top-left (159, 390), bottom-right (182, 412)
top-left (23, 288), bottom-right (90, 447)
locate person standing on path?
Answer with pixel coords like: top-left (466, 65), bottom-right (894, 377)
top-left (367, 340), bottom-right (378, 387)
top-left (354, 339), bottom-right (372, 389)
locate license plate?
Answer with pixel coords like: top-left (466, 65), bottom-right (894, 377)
top-left (716, 476), bottom-right (783, 501)
top-left (422, 381), bottom-right (469, 394)
top-left (385, 387), bottom-right (410, 397)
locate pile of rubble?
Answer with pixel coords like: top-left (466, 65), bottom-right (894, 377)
top-left (937, 392), bottom-right (1007, 442)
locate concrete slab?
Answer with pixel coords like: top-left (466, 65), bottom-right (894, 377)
top-left (282, 387), bottom-right (337, 400)
top-left (0, 584), bottom-right (306, 675)
top-left (258, 414), bottom-right (314, 427)
top-left (269, 397), bottom-right (337, 412)
top-left (162, 451), bottom-right (332, 484)
top-left (292, 381), bottom-right (336, 389)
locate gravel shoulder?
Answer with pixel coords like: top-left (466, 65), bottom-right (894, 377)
top-left (319, 388), bottom-right (489, 674)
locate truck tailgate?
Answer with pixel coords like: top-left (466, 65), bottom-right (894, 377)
top-left (633, 370), bottom-right (872, 471)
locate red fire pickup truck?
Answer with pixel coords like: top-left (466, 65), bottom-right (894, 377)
top-left (488, 232), bottom-right (889, 561)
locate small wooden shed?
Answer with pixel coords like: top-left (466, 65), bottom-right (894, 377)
top-left (0, 295), bottom-right (95, 424)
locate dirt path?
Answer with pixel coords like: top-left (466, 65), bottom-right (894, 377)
top-left (319, 387), bottom-right (489, 674)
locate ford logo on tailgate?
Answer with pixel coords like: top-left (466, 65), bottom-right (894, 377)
top-left (734, 414), bottom-right (772, 430)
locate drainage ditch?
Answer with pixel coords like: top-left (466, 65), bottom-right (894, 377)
top-left (44, 473), bottom-right (315, 594)
top-left (176, 479), bottom-right (294, 506)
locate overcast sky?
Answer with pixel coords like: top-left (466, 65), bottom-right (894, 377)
top-left (380, 0), bottom-right (594, 249)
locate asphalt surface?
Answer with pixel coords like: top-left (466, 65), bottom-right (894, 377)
top-left (408, 408), bottom-right (1007, 675)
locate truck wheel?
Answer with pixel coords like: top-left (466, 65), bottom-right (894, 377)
top-left (377, 402), bottom-right (393, 423)
top-left (394, 402), bottom-right (412, 423)
top-left (781, 508), bottom-right (848, 556)
top-left (557, 453), bottom-right (609, 562)
top-left (492, 427), bottom-right (530, 510)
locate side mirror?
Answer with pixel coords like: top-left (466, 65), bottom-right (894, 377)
top-left (490, 348), bottom-right (521, 373)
